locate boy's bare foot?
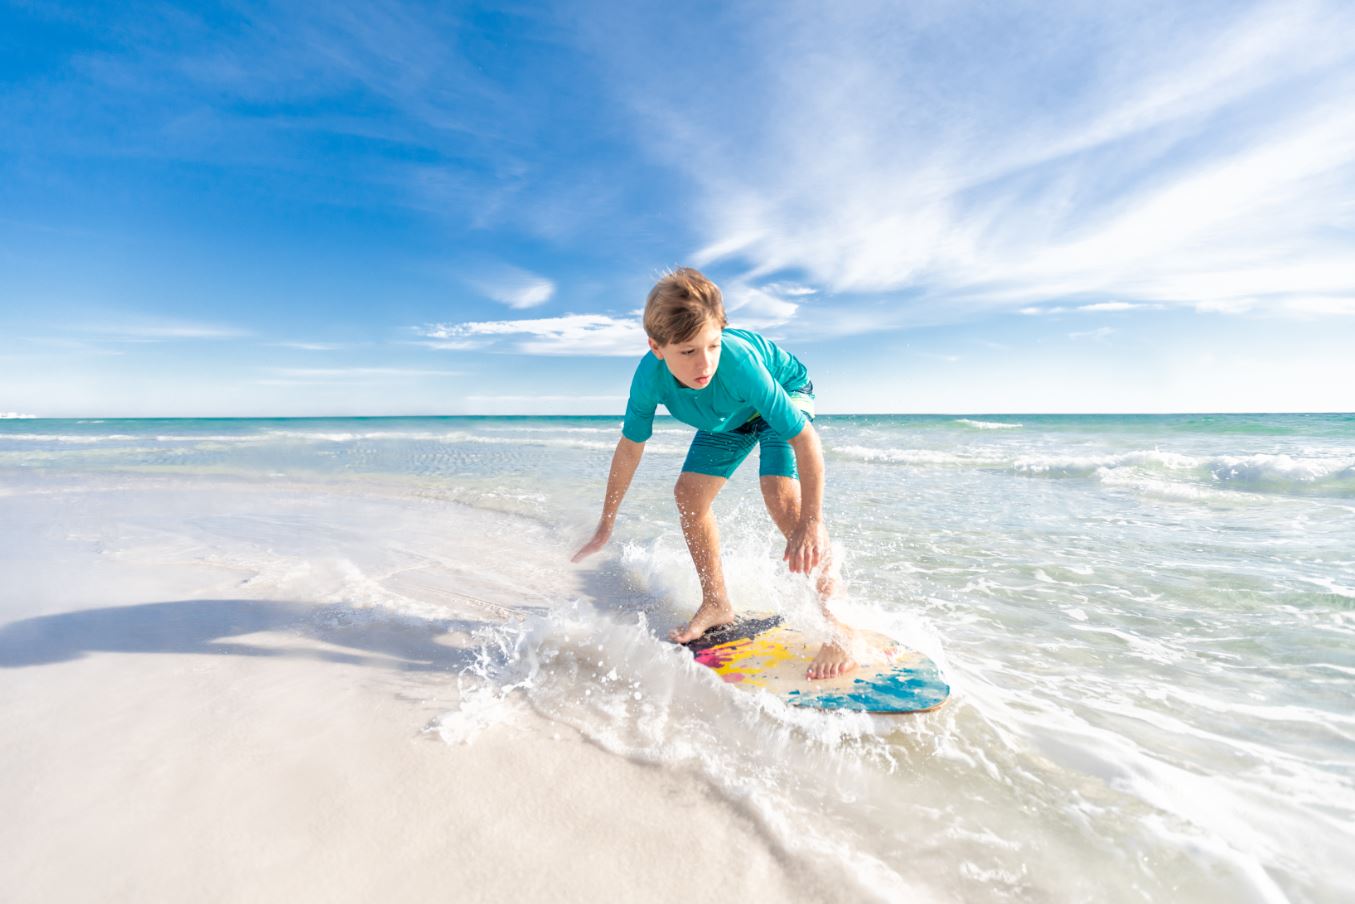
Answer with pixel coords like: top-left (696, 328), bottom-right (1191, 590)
top-left (668, 599), bottom-right (736, 643)
top-left (806, 638), bottom-right (858, 680)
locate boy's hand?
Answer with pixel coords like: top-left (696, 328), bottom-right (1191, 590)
top-left (784, 518), bottom-right (828, 574)
top-left (571, 524), bottom-right (612, 563)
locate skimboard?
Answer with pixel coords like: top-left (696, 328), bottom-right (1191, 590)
top-left (684, 613), bottom-right (949, 714)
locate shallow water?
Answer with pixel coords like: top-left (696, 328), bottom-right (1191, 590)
top-left (3, 414), bottom-right (1353, 902)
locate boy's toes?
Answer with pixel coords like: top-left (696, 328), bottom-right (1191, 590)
top-left (670, 603), bottom-right (736, 645)
top-left (806, 641), bottom-right (858, 681)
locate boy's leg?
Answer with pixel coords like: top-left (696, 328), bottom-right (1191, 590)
top-left (758, 476), bottom-right (840, 601)
top-left (669, 426), bottom-right (758, 643)
top-left (755, 419), bottom-right (840, 598)
top-left (759, 459), bottom-right (856, 680)
top-left (669, 471), bottom-right (736, 642)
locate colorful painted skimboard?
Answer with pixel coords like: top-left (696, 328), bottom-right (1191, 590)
top-left (685, 613), bottom-right (949, 713)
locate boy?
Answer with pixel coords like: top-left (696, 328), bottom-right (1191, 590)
top-left (571, 267), bottom-right (855, 680)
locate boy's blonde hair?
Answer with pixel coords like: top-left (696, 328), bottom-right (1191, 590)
top-left (644, 267), bottom-right (727, 346)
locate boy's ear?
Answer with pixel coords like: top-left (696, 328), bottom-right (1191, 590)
top-left (647, 337), bottom-right (663, 359)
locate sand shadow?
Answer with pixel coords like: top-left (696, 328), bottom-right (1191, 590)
top-left (576, 557), bottom-right (678, 630)
top-left (0, 598), bottom-right (483, 672)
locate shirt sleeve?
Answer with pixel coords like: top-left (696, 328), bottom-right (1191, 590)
top-left (733, 345), bottom-right (807, 439)
top-left (620, 357), bottom-right (657, 443)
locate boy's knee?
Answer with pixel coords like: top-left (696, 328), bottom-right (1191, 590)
top-left (759, 475), bottom-right (798, 505)
top-left (674, 474), bottom-right (711, 515)
top-left (673, 477), bottom-right (697, 507)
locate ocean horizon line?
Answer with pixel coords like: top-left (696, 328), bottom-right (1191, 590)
top-left (3, 410), bottom-right (1353, 422)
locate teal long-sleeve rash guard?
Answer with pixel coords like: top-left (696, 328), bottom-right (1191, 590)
top-left (620, 327), bottom-right (811, 443)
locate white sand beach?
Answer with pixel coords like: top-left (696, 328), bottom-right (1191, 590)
top-left (0, 474), bottom-right (850, 903)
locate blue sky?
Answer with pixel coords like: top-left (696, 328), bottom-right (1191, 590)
top-left (2, 0), bottom-right (1354, 417)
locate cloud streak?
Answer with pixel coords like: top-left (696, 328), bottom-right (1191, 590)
top-left (271, 341), bottom-right (352, 351)
top-left (270, 367), bottom-right (462, 378)
top-left (422, 313), bottom-right (646, 356)
top-left (81, 321), bottom-right (249, 341)
top-left (590, 0), bottom-right (1355, 325)
top-left (468, 265), bottom-right (556, 309)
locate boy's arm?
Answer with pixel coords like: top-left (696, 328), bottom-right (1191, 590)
top-left (785, 422), bottom-right (828, 574)
top-left (571, 436), bottom-right (645, 562)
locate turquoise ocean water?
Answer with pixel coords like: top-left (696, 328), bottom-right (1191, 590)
top-left (2, 413), bottom-right (1353, 901)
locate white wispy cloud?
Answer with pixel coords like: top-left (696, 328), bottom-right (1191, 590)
top-left (1194, 299), bottom-right (1259, 315)
top-left (468, 264), bottom-right (556, 309)
top-left (258, 368), bottom-right (466, 384)
top-left (592, 0), bottom-right (1355, 325)
top-left (267, 367), bottom-right (463, 380)
top-left (759, 281), bottom-right (818, 298)
top-left (1020, 302), bottom-right (1160, 315)
top-left (1078, 302), bottom-right (1156, 313)
top-left (422, 313), bottom-right (646, 356)
top-left (410, 338), bottom-right (487, 351)
top-left (81, 321), bottom-right (249, 340)
top-left (272, 341), bottom-right (350, 351)
top-left (723, 281), bottom-right (803, 331)
top-left (1282, 296), bottom-right (1355, 317)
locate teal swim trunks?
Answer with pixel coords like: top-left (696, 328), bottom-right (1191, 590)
top-left (681, 382), bottom-right (816, 480)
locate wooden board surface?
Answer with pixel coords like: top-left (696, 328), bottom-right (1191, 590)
top-left (685, 614), bottom-right (950, 714)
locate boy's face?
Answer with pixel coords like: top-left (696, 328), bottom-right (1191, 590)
top-left (648, 319), bottom-right (723, 390)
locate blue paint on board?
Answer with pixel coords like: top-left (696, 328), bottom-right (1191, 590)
top-left (788, 660), bottom-right (950, 712)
